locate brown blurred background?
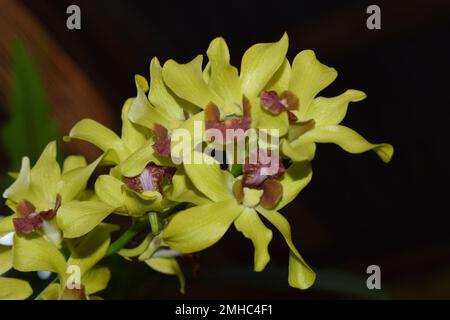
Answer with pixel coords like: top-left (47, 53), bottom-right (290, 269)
top-left (0, 0), bottom-right (449, 299)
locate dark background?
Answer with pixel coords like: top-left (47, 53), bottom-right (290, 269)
top-left (1, 0), bottom-right (449, 299)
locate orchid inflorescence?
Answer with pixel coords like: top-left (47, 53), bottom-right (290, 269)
top-left (0, 34), bottom-right (393, 300)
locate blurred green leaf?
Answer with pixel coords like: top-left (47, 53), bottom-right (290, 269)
top-left (0, 38), bottom-right (59, 188)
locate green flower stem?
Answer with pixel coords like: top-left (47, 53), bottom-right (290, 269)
top-left (230, 164), bottom-right (243, 177)
top-left (106, 203), bottom-right (189, 257)
top-left (148, 212), bottom-right (160, 234)
top-left (106, 218), bottom-right (150, 257)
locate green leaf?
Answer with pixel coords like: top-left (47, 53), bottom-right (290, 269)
top-left (0, 38), bottom-right (59, 174)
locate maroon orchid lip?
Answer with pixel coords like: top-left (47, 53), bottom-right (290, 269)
top-left (124, 163), bottom-right (176, 194)
top-left (205, 96), bottom-right (251, 144)
top-left (260, 90), bottom-right (299, 124)
top-left (152, 124), bottom-right (171, 157)
top-left (13, 213), bottom-right (43, 234)
top-left (243, 150), bottom-right (285, 188)
top-left (13, 196), bottom-right (61, 234)
top-left (232, 176), bottom-right (283, 210)
top-left (259, 178), bottom-right (283, 209)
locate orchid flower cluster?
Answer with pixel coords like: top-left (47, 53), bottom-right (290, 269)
top-left (0, 34), bottom-right (393, 300)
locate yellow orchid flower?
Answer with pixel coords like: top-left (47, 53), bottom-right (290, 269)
top-left (128, 58), bottom-right (201, 149)
top-left (12, 224), bottom-right (115, 300)
top-left (1, 141), bottom-right (107, 242)
top-left (128, 58), bottom-right (207, 165)
top-left (65, 99), bottom-right (176, 218)
top-left (161, 151), bottom-right (315, 290)
top-left (161, 34), bottom-right (291, 143)
top-left (258, 49), bottom-right (393, 162)
top-left (66, 98), bottom-right (188, 291)
top-left (1, 33), bottom-right (395, 298)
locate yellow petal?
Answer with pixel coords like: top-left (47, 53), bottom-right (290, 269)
top-left (120, 98), bottom-right (149, 153)
top-left (295, 125), bottom-right (394, 163)
top-left (206, 37), bottom-right (242, 114)
top-left (94, 175), bottom-right (125, 210)
top-left (67, 224), bottom-right (112, 277)
top-left (13, 233), bottom-right (67, 283)
top-left (234, 208), bottom-right (272, 272)
top-left (148, 57), bottom-right (186, 121)
top-left (183, 151), bottom-right (233, 202)
top-left (59, 155), bottom-right (103, 203)
top-left (240, 33), bottom-right (288, 97)
top-left (281, 139), bottom-right (316, 162)
top-left (57, 200), bottom-right (114, 238)
top-left (0, 246), bottom-right (13, 275)
top-left (167, 167), bottom-right (211, 206)
top-left (82, 265), bottom-right (111, 295)
top-left (38, 283), bottom-right (61, 300)
top-left (257, 208), bottom-right (315, 289)
top-left (128, 75), bottom-right (172, 130)
top-left (162, 55), bottom-right (222, 108)
top-left (289, 50), bottom-right (337, 120)
top-left (0, 277), bottom-right (33, 300)
top-left (119, 140), bottom-right (169, 178)
top-left (264, 59), bottom-right (291, 93)
top-left (122, 187), bottom-right (162, 216)
top-left (170, 111), bottom-right (205, 161)
top-left (145, 257), bottom-right (185, 294)
top-left (276, 161), bottom-right (313, 210)
top-left (65, 118), bottom-right (126, 163)
top-left (30, 141), bottom-right (61, 207)
top-left (306, 89), bottom-right (367, 126)
top-left (250, 96), bottom-right (289, 137)
top-left (162, 199), bottom-right (243, 253)
top-left (2, 157), bottom-right (33, 204)
top-left (62, 155), bottom-right (87, 174)
top-left (0, 215), bottom-right (15, 237)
